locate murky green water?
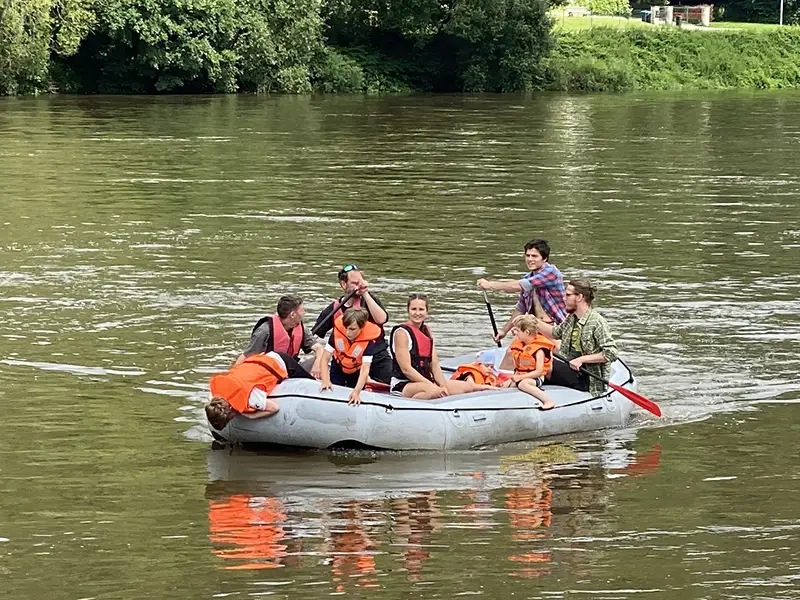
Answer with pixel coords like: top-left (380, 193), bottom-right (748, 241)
top-left (1, 93), bottom-right (799, 599)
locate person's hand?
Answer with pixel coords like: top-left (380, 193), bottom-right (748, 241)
top-left (319, 380), bottom-right (332, 392)
top-left (476, 278), bottom-right (490, 291)
top-left (348, 390), bottom-right (362, 406)
top-left (357, 280), bottom-right (369, 295)
top-left (493, 330), bottom-right (507, 343)
top-left (512, 373), bottom-right (525, 383)
top-left (436, 385), bottom-right (449, 397)
top-left (501, 379), bottom-right (515, 388)
top-left (311, 360), bottom-right (322, 380)
top-left (569, 357), bottom-right (584, 371)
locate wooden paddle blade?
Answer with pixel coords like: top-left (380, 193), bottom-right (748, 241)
top-left (608, 382), bottom-right (662, 417)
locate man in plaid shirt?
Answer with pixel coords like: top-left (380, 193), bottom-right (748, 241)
top-left (477, 239), bottom-right (567, 345)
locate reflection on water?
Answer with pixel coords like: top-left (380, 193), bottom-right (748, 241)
top-left (204, 440), bottom-right (661, 586)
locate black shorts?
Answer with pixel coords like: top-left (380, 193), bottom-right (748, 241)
top-left (546, 360), bottom-right (589, 392)
top-left (390, 380), bottom-right (409, 395)
top-left (368, 351), bottom-right (392, 384)
top-left (330, 362), bottom-right (361, 388)
top-left (274, 352), bottom-right (314, 380)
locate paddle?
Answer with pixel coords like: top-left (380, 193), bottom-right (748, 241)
top-left (553, 352), bottom-right (661, 417)
top-left (311, 288), bottom-right (358, 337)
top-left (483, 290), bottom-right (502, 348)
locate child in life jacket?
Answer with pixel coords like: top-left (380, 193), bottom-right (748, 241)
top-left (319, 307), bottom-right (382, 406)
top-left (205, 351), bottom-right (311, 431)
top-left (504, 315), bottom-right (556, 410)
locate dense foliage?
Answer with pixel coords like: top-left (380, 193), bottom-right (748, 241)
top-left (1, 0), bottom-right (552, 93)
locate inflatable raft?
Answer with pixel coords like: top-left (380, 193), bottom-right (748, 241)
top-left (208, 350), bottom-right (638, 451)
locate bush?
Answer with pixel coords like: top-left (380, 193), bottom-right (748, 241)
top-left (538, 27), bottom-right (800, 92)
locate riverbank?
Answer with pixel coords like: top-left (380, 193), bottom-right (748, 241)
top-left (540, 27), bottom-right (800, 91)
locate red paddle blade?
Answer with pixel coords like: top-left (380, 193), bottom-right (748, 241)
top-left (608, 382), bottom-right (662, 417)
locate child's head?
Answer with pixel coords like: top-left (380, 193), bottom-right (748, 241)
top-left (205, 396), bottom-right (239, 430)
top-left (342, 307), bottom-right (369, 341)
top-left (514, 315), bottom-right (539, 344)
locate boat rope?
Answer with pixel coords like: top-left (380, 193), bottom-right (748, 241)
top-left (271, 360), bottom-right (633, 414)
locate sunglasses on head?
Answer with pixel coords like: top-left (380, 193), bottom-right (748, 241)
top-left (342, 264), bottom-right (359, 273)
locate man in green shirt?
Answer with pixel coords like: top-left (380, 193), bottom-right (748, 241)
top-left (537, 278), bottom-right (618, 396)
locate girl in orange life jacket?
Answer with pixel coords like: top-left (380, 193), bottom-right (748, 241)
top-left (390, 294), bottom-right (495, 400)
top-left (503, 315), bottom-right (556, 410)
top-left (319, 307), bottom-right (382, 406)
top-left (205, 351), bottom-right (313, 431)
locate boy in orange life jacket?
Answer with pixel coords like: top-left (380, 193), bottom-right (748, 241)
top-left (503, 315), bottom-right (556, 410)
top-left (205, 351), bottom-right (312, 431)
top-left (319, 307), bottom-right (381, 406)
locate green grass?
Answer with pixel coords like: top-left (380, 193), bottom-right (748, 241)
top-left (541, 27), bottom-right (800, 92)
top-left (709, 21), bottom-right (788, 31)
top-left (552, 13), bottom-right (797, 33)
top-left (551, 13), bottom-right (650, 31)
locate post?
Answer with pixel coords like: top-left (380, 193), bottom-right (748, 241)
top-left (780, 0), bottom-right (784, 25)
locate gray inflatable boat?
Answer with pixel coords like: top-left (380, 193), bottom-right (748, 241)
top-left (208, 350), bottom-right (638, 451)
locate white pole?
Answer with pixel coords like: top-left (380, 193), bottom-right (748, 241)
top-left (780, 0), bottom-right (784, 25)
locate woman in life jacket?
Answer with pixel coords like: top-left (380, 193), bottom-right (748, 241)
top-left (319, 307), bottom-right (381, 406)
top-left (390, 294), bottom-right (495, 400)
top-left (503, 315), bottom-right (556, 410)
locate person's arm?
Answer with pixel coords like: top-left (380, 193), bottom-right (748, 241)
top-left (349, 362), bottom-right (371, 406)
top-left (514, 351), bottom-right (545, 382)
top-left (359, 286), bottom-right (388, 326)
top-left (301, 324), bottom-right (323, 355)
top-left (570, 320), bottom-right (618, 370)
top-left (477, 278), bottom-right (523, 293)
top-left (496, 308), bottom-right (523, 341)
top-left (393, 330), bottom-right (435, 384)
top-left (538, 320), bottom-right (557, 340)
top-left (319, 346), bottom-right (333, 390)
top-left (429, 348), bottom-right (449, 395)
top-left (244, 387), bottom-right (279, 418)
top-left (241, 406), bottom-right (278, 419)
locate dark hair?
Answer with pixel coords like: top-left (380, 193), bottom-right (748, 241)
top-left (342, 306), bottom-right (369, 328)
top-left (568, 278), bottom-right (596, 305)
top-left (407, 293), bottom-right (429, 310)
top-left (337, 264), bottom-right (360, 283)
top-left (524, 239), bottom-right (551, 261)
top-left (276, 294), bottom-right (303, 318)
top-left (205, 397), bottom-right (239, 430)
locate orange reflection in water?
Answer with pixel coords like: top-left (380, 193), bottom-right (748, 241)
top-left (390, 491), bottom-right (442, 581)
top-left (208, 495), bottom-right (290, 570)
top-left (328, 501), bottom-right (380, 591)
top-left (505, 479), bottom-right (554, 579)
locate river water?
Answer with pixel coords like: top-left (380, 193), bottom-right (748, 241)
top-left (1, 93), bottom-right (798, 599)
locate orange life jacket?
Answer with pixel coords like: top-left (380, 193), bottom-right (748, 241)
top-left (450, 362), bottom-right (498, 386)
top-left (332, 316), bottom-right (382, 374)
top-left (209, 353), bottom-right (288, 413)
top-left (450, 363), bottom-right (511, 387)
top-left (510, 334), bottom-right (555, 375)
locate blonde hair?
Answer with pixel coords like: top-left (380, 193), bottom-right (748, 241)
top-left (514, 315), bottom-right (539, 334)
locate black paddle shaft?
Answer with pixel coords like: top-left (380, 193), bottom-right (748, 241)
top-left (310, 288), bottom-right (358, 337)
top-left (483, 290), bottom-right (503, 348)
